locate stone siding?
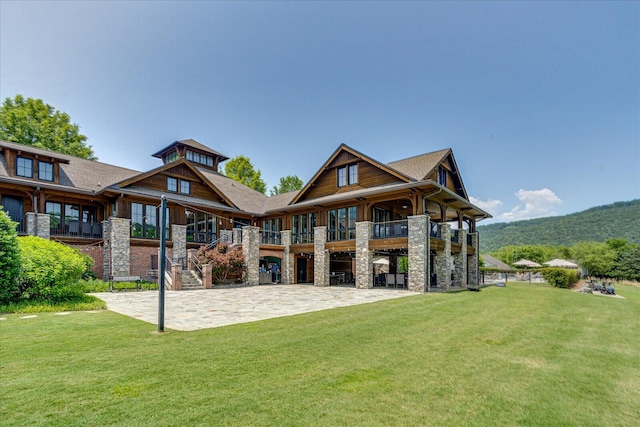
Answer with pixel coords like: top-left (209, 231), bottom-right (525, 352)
top-left (281, 230), bottom-right (294, 285)
top-left (453, 229), bottom-right (467, 287)
top-left (355, 222), bottom-right (373, 289)
top-left (26, 213), bottom-right (50, 239)
top-left (242, 226), bottom-right (260, 286)
top-left (408, 215), bottom-right (429, 293)
top-left (435, 223), bottom-right (452, 290)
top-left (313, 226), bottom-right (329, 287)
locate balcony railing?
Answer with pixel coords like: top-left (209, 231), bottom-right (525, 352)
top-left (373, 220), bottom-right (408, 239)
top-left (51, 220), bottom-right (103, 238)
top-left (261, 231), bottom-right (282, 245)
top-left (187, 231), bottom-right (217, 243)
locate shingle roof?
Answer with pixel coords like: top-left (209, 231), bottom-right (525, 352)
top-left (0, 140), bottom-right (140, 193)
top-left (151, 139), bottom-right (229, 161)
top-left (196, 167), bottom-right (268, 214)
top-left (387, 148), bottom-right (450, 180)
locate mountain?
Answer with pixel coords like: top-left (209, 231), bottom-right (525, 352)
top-left (477, 200), bottom-right (640, 253)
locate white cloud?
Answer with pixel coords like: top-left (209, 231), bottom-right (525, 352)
top-left (499, 188), bottom-right (563, 222)
top-left (469, 196), bottom-right (503, 217)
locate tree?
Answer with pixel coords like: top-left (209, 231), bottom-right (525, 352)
top-left (270, 175), bottom-right (304, 195)
top-left (0, 209), bottom-right (21, 304)
top-left (612, 245), bottom-right (640, 281)
top-left (0, 94), bottom-right (96, 160)
top-left (223, 155), bottom-right (267, 194)
top-left (570, 241), bottom-right (616, 279)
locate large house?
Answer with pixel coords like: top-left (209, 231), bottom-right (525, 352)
top-left (0, 138), bottom-right (491, 292)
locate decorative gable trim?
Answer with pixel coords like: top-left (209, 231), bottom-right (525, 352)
top-left (113, 158), bottom-right (237, 208)
top-left (291, 143), bottom-right (413, 205)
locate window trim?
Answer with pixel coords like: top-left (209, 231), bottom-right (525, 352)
top-left (337, 163), bottom-right (358, 187)
top-left (16, 157), bottom-right (34, 178)
top-left (38, 160), bottom-right (54, 182)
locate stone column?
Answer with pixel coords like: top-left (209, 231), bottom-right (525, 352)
top-left (281, 230), bottom-right (294, 285)
top-left (355, 221), bottom-right (373, 289)
top-left (242, 225), bottom-right (260, 286)
top-left (232, 228), bottom-right (242, 245)
top-left (468, 233), bottom-right (479, 286)
top-left (313, 226), bottom-right (330, 287)
top-left (435, 223), bottom-right (452, 290)
top-left (453, 229), bottom-right (468, 288)
top-left (106, 217), bottom-right (131, 278)
top-left (102, 220), bottom-right (111, 280)
top-left (408, 215), bottom-right (429, 293)
top-left (171, 224), bottom-right (187, 264)
top-left (220, 229), bottom-right (233, 245)
top-left (26, 213), bottom-right (50, 239)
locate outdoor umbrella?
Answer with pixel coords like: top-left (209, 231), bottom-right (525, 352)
top-left (513, 259), bottom-right (542, 268)
top-left (513, 258), bottom-right (542, 283)
top-left (544, 259), bottom-right (579, 268)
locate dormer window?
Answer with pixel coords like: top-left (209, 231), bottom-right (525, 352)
top-left (164, 151), bottom-right (179, 164)
top-left (186, 150), bottom-right (214, 167)
top-left (38, 161), bottom-right (54, 181)
top-left (16, 157), bottom-right (33, 178)
top-left (338, 163), bottom-right (358, 187)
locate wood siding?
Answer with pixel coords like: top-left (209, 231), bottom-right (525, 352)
top-left (299, 160), bottom-right (405, 203)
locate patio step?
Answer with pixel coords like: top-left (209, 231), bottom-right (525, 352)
top-left (181, 271), bottom-right (204, 290)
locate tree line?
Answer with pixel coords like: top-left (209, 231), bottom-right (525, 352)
top-left (487, 239), bottom-right (640, 282)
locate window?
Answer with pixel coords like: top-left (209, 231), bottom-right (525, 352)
top-left (348, 164), bottom-right (358, 185)
top-left (38, 161), bottom-right (54, 181)
top-left (45, 201), bottom-right (62, 231)
top-left (186, 150), bottom-right (214, 167)
top-left (438, 166), bottom-right (447, 187)
top-left (262, 218), bottom-right (282, 244)
top-left (167, 177), bottom-right (178, 192)
top-left (16, 157), bottom-right (33, 178)
top-left (337, 167), bottom-right (347, 187)
top-left (131, 203), bottom-right (169, 239)
top-left (292, 212), bottom-right (315, 244)
top-left (164, 151), bottom-right (179, 164)
top-left (327, 206), bottom-right (356, 241)
top-left (337, 163), bottom-right (358, 187)
top-left (186, 210), bottom-right (217, 243)
top-left (180, 180), bottom-right (191, 195)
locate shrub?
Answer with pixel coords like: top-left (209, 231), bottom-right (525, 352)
top-left (0, 209), bottom-right (21, 304)
top-left (541, 268), bottom-right (579, 288)
top-left (198, 242), bottom-right (246, 284)
top-left (18, 236), bottom-right (93, 301)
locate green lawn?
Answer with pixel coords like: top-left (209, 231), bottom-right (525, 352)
top-left (1, 282), bottom-right (639, 426)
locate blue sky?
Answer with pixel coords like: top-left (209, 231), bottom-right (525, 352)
top-left (1, 1), bottom-right (638, 224)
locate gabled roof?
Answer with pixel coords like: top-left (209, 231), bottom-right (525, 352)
top-left (481, 254), bottom-right (513, 271)
top-left (151, 139), bottom-right (230, 161)
top-left (197, 167), bottom-right (268, 214)
top-left (291, 143), bottom-right (414, 204)
top-left (387, 148), bottom-right (450, 181)
top-left (0, 140), bottom-right (140, 193)
top-left (112, 158), bottom-right (237, 207)
top-left (387, 148), bottom-right (469, 200)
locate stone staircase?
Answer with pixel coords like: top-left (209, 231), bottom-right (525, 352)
top-left (181, 270), bottom-right (205, 291)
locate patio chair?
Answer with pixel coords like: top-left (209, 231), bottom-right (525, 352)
top-left (68, 220), bottom-right (79, 236)
top-left (386, 273), bottom-right (395, 288)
